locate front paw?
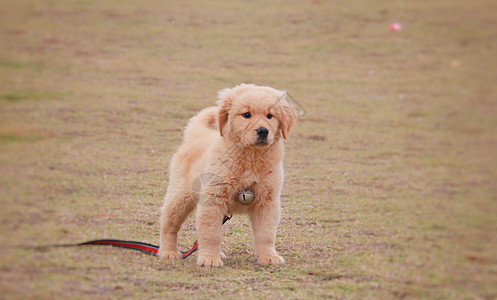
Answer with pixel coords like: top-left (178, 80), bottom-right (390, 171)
top-left (258, 254), bottom-right (285, 265)
top-left (158, 249), bottom-right (183, 260)
top-left (197, 255), bottom-right (224, 267)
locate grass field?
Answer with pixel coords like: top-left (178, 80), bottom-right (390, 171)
top-left (1, 0), bottom-right (496, 298)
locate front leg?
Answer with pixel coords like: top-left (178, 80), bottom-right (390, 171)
top-left (196, 202), bottom-right (225, 267)
top-left (249, 202), bottom-right (285, 265)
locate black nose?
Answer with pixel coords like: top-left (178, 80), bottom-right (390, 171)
top-left (256, 127), bottom-right (268, 139)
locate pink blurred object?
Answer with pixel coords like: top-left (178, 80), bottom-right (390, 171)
top-left (390, 23), bottom-right (402, 31)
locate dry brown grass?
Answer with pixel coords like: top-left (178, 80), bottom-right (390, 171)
top-left (1, 0), bottom-right (496, 298)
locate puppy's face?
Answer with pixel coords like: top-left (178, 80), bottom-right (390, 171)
top-left (217, 84), bottom-right (295, 148)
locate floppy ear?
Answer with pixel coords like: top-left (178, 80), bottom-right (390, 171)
top-left (279, 98), bottom-right (295, 140)
top-left (216, 88), bottom-right (233, 137)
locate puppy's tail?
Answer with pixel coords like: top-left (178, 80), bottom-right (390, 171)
top-left (183, 106), bottom-right (218, 139)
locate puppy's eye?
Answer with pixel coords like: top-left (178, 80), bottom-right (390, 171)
top-left (242, 112), bottom-right (251, 119)
top-left (267, 113), bottom-right (273, 119)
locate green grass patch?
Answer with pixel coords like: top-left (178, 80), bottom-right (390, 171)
top-left (0, 90), bottom-right (60, 102)
top-left (0, 133), bottom-right (42, 142)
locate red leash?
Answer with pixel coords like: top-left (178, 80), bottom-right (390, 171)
top-left (77, 214), bottom-right (231, 258)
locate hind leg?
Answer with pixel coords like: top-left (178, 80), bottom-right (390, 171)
top-left (159, 190), bottom-right (196, 260)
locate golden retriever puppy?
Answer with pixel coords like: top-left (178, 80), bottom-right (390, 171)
top-left (159, 83), bottom-right (295, 267)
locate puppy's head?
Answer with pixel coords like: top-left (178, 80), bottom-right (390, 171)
top-left (217, 84), bottom-right (295, 148)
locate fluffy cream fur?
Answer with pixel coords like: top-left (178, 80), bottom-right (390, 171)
top-left (159, 84), bottom-right (295, 267)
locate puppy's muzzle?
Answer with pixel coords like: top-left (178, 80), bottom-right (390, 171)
top-left (257, 127), bottom-right (268, 138)
top-left (255, 127), bottom-right (269, 145)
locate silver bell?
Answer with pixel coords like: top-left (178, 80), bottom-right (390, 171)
top-left (237, 189), bottom-right (255, 205)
